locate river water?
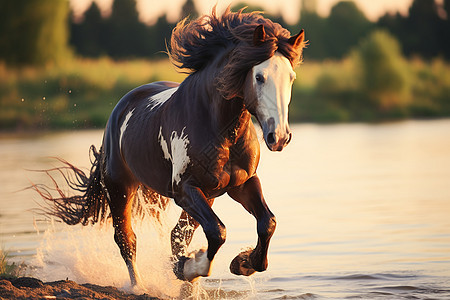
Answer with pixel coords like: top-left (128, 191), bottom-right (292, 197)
top-left (1, 120), bottom-right (450, 299)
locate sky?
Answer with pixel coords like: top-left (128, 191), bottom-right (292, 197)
top-left (70, 0), bottom-right (437, 25)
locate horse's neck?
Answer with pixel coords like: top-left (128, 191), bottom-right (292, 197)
top-left (182, 56), bottom-right (248, 142)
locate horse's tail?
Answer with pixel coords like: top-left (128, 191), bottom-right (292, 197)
top-left (33, 145), bottom-right (109, 225)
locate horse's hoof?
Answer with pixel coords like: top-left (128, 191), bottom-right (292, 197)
top-left (229, 248), bottom-right (256, 276)
top-left (173, 249), bottom-right (212, 282)
top-left (131, 283), bottom-right (148, 295)
top-left (183, 248), bottom-right (212, 282)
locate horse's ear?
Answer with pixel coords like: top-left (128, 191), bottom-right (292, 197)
top-left (288, 29), bottom-right (305, 49)
top-left (253, 24), bottom-right (266, 46)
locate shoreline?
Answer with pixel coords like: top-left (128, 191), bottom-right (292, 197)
top-left (0, 276), bottom-right (160, 300)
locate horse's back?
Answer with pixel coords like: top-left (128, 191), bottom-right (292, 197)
top-left (102, 81), bottom-right (179, 184)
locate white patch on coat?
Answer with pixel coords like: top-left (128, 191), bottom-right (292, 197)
top-left (183, 249), bottom-right (211, 281)
top-left (158, 126), bottom-right (171, 160)
top-left (147, 87), bottom-right (178, 110)
top-left (119, 108), bottom-right (135, 151)
top-left (252, 52), bottom-right (295, 130)
top-left (158, 126), bottom-right (190, 186)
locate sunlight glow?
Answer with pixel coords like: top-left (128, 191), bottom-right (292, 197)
top-left (70, 0), bottom-right (421, 24)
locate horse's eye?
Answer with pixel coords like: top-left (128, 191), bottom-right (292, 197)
top-left (255, 74), bottom-right (265, 84)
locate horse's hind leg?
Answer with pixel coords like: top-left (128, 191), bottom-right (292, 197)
top-left (104, 176), bottom-right (142, 287)
top-left (171, 198), bottom-right (214, 258)
top-left (227, 175), bottom-right (276, 276)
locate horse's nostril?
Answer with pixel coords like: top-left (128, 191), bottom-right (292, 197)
top-left (286, 132), bottom-right (292, 145)
top-left (267, 132), bottom-right (276, 145)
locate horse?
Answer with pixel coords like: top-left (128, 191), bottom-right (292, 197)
top-left (35, 7), bottom-right (305, 287)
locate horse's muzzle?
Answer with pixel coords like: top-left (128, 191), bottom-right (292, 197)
top-left (263, 118), bottom-right (292, 151)
top-left (265, 131), bottom-right (292, 151)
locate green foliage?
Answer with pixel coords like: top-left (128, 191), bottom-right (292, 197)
top-left (298, 1), bottom-right (373, 60)
top-left (378, 0), bottom-right (449, 60)
top-left (0, 59), bottom-right (186, 130)
top-left (0, 0), bottom-right (71, 66)
top-left (352, 30), bottom-right (410, 110)
top-left (0, 249), bottom-right (18, 277)
top-left (70, 0), bottom-right (175, 59)
top-left (1, 55), bottom-right (449, 130)
top-left (181, 0), bottom-right (199, 20)
top-left (1, 1), bottom-right (449, 129)
top-left (70, 2), bottom-right (105, 57)
top-left (324, 1), bottom-right (373, 59)
top-left (290, 43), bottom-right (450, 123)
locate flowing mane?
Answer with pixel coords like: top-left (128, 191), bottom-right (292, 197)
top-left (169, 7), bottom-right (306, 99)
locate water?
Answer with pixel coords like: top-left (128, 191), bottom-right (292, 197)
top-left (1, 120), bottom-right (450, 299)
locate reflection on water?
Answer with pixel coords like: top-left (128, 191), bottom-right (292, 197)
top-left (1, 120), bottom-right (450, 299)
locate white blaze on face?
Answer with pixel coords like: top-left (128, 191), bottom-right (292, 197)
top-left (119, 108), bottom-right (135, 151)
top-left (147, 87), bottom-right (178, 110)
top-left (252, 52), bottom-right (296, 134)
top-left (158, 126), bottom-right (190, 186)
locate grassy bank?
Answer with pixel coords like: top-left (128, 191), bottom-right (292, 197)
top-left (0, 58), bottom-right (186, 130)
top-left (1, 55), bottom-right (450, 130)
top-left (0, 249), bottom-right (19, 278)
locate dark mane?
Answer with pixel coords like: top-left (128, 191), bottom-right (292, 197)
top-left (169, 6), bottom-right (305, 99)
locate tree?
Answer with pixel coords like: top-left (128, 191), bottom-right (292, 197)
top-left (443, 0), bottom-right (450, 57)
top-left (181, 0), bottom-right (199, 20)
top-left (323, 1), bottom-right (373, 59)
top-left (353, 30), bottom-right (410, 110)
top-left (298, 10), bottom-right (327, 60)
top-left (378, 0), bottom-right (446, 60)
top-left (405, 0), bottom-right (441, 58)
top-left (147, 15), bottom-right (175, 58)
top-left (71, 2), bottom-right (105, 57)
top-left (105, 0), bottom-right (149, 58)
top-left (0, 0), bottom-right (71, 66)
top-left (231, 3), bottom-right (289, 30)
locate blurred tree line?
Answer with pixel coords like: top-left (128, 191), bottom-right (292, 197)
top-left (298, 0), bottom-right (450, 60)
top-left (69, 0), bottom-right (287, 59)
top-left (68, 0), bottom-right (450, 61)
top-left (0, 0), bottom-right (71, 66)
top-left (1, 0), bottom-right (449, 129)
top-left (70, 0), bottom-right (197, 59)
top-left (1, 0), bottom-right (449, 64)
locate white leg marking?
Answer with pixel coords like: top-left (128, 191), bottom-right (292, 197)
top-left (183, 249), bottom-right (211, 281)
top-left (158, 126), bottom-right (190, 186)
top-left (119, 108), bottom-right (135, 151)
top-left (147, 87), bottom-right (178, 110)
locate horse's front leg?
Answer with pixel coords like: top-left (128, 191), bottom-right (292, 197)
top-left (227, 175), bottom-right (276, 276)
top-left (171, 198), bottom-right (214, 259)
top-left (173, 184), bottom-right (225, 281)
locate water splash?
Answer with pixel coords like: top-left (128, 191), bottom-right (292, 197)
top-left (31, 203), bottom-right (185, 298)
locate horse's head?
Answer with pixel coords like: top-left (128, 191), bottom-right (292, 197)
top-left (246, 25), bottom-right (305, 152)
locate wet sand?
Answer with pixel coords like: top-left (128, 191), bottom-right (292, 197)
top-left (0, 277), bottom-right (159, 300)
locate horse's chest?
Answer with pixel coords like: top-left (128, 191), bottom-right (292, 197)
top-left (195, 144), bottom-right (258, 196)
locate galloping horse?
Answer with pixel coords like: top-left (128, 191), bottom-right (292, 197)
top-left (36, 7), bottom-right (305, 287)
